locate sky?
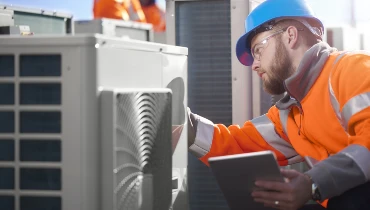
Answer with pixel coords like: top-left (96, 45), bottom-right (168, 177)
top-left (0, 0), bottom-right (369, 26)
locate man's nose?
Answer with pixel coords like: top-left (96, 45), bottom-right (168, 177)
top-left (251, 60), bottom-right (260, 71)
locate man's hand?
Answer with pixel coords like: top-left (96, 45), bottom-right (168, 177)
top-left (251, 169), bottom-right (312, 210)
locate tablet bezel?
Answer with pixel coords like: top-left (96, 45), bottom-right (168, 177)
top-left (208, 151), bottom-right (284, 210)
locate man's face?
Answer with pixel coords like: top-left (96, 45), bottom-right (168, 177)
top-left (250, 30), bottom-right (295, 95)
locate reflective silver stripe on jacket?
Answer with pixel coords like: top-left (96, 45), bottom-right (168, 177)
top-left (328, 75), bottom-right (346, 129)
top-left (342, 92), bottom-right (370, 130)
top-left (279, 109), bottom-right (289, 138)
top-left (305, 144), bottom-right (370, 201)
top-left (189, 116), bottom-right (214, 158)
top-left (328, 52), bottom-right (348, 131)
top-left (328, 52), bottom-right (370, 132)
top-left (251, 114), bottom-right (300, 164)
top-left (329, 91), bottom-right (370, 132)
top-left (128, 5), bottom-right (141, 21)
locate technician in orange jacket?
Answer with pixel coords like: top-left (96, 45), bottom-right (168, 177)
top-left (139, 0), bottom-right (166, 32)
top-left (93, 0), bottom-right (146, 22)
top-left (187, 0), bottom-right (370, 210)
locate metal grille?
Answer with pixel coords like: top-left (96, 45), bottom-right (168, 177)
top-left (176, 0), bottom-right (232, 125)
top-left (0, 54), bottom-right (62, 210)
top-left (114, 92), bottom-right (172, 210)
top-left (175, 1), bottom-right (231, 209)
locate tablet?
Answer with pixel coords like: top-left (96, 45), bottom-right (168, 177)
top-left (208, 151), bottom-right (284, 210)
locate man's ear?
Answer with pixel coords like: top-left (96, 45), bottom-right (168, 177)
top-left (285, 26), bottom-right (299, 49)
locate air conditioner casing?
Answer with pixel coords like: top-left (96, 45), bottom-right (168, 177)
top-left (326, 26), bottom-right (361, 51)
top-left (0, 4), bottom-right (73, 34)
top-left (74, 18), bottom-right (154, 42)
top-left (166, 1), bottom-right (264, 209)
top-left (0, 34), bottom-right (188, 210)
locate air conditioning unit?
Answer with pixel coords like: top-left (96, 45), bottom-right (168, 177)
top-left (359, 29), bottom-right (370, 51)
top-left (167, 0), bottom-right (264, 126)
top-left (326, 26), bottom-right (361, 51)
top-left (0, 4), bottom-right (73, 34)
top-left (166, 0), bottom-right (264, 209)
top-left (0, 34), bottom-right (188, 210)
top-left (0, 8), bottom-right (14, 26)
top-left (74, 18), bottom-right (154, 42)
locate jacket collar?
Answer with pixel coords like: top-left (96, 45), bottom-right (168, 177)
top-left (276, 42), bottom-right (336, 110)
top-left (285, 42), bottom-right (336, 101)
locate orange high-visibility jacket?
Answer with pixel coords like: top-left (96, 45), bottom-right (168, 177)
top-left (142, 4), bottom-right (166, 32)
top-left (93, 0), bottom-right (146, 22)
top-left (189, 42), bottom-right (370, 204)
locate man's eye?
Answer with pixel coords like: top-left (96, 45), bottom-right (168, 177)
top-left (255, 46), bottom-right (263, 55)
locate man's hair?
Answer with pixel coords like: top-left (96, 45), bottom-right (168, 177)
top-left (273, 19), bottom-right (321, 47)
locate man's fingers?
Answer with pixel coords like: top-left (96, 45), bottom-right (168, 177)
top-left (252, 190), bottom-right (293, 202)
top-left (280, 169), bottom-right (300, 179)
top-left (255, 180), bottom-right (292, 192)
top-left (254, 198), bottom-right (287, 210)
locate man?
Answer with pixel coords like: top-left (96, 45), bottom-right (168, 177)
top-left (93, 0), bottom-right (146, 23)
top-left (140, 0), bottom-right (166, 32)
top-left (187, 0), bottom-right (370, 209)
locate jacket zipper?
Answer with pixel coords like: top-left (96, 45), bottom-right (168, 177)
top-left (297, 102), bottom-right (303, 135)
top-left (283, 82), bottom-right (304, 135)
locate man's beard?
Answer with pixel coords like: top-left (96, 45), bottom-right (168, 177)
top-left (262, 39), bottom-right (295, 95)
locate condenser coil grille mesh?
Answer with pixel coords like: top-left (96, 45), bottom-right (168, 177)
top-left (175, 1), bottom-right (231, 210)
top-left (175, 0), bottom-right (232, 125)
top-left (114, 92), bottom-right (172, 210)
top-left (0, 54), bottom-right (62, 210)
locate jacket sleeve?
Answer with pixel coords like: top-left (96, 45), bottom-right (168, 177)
top-left (305, 52), bottom-right (370, 201)
top-left (188, 106), bottom-right (302, 166)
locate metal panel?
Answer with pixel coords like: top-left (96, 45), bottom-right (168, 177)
top-left (326, 26), bottom-right (361, 51)
top-left (0, 4), bottom-right (73, 34)
top-left (0, 9), bottom-right (14, 27)
top-left (74, 19), bottom-right (154, 42)
top-left (161, 53), bottom-right (189, 210)
top-left (175, 0), bottom-right (232, 124)
top-left (14, 12), bottom-right (67, 34)
top-left (171, 1), bottom-right (232, 209)
top-left (231, 0), bottom-right (254, 125)
top-left (0, 45), bottom-right (86, 210)
top-left (0, 34), bottom-right (188, 210)
top-left (166, 1), bottom-right (270, 209)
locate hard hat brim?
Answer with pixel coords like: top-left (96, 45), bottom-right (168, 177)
top-left (236, 33), bottom-right (254, 66)
top-left (235, 0), bottom-right (324, 67)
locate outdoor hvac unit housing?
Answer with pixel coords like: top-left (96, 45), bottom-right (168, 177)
top-left (326, 26), bottom-right (361, 51)
top-left (74, 18), bottom-right (154, 42)
top-left (166, 0), bottom-right (269, 125)
top-left (0, 34), bottom-right (188, 210)
top-left (360, 30), bottom-right (370, 51)
top-left (0, 4), bottom-right (73, 34)
top-left (166, 0), bottom-right (264, 209)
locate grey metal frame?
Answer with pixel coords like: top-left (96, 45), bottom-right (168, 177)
top-left (0, 4), bottom-right (74, 34)
top-left (74, 18), bottom-right (154, 42)
top-left (166, 0), bottom-right (264, 126)
top-left (0, 34), bottom-right (188, 210)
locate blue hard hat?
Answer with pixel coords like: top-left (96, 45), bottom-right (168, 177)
top-left (236, 0), bottom-right (324, 66)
